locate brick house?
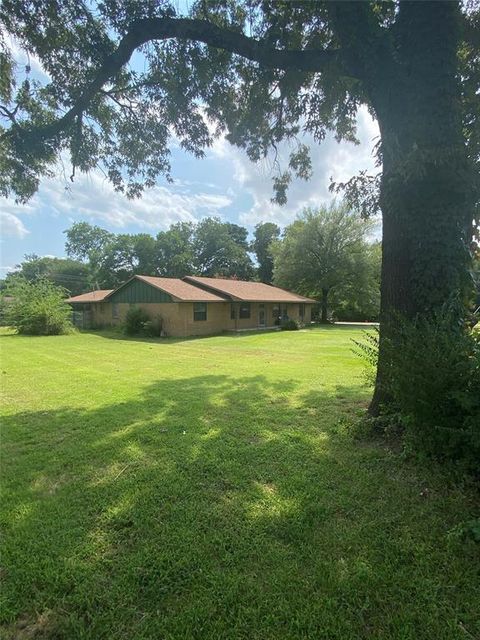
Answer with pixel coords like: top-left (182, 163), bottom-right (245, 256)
top-left (67, 275), bottom-right (315, 336)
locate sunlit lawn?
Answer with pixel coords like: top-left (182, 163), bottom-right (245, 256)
top-left (1, 327), bottom-right (479, 639)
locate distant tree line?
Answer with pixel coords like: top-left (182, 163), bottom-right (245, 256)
top-left (2, 206), bottom-right (384, 320)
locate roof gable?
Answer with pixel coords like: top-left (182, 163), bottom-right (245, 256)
top-left (106, 275), bottom-right (226, 303)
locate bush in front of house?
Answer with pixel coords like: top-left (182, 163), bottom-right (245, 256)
top-left (124, 306), bottom-right (151, 335)
top-left (280, 318), bottom-right (299, 331)
top-left (5, 277), bottom-right (74, 335)
top-left (142, 316), bottom-right (164, 337)
top-left (124, 307), bottom-right (165, 337)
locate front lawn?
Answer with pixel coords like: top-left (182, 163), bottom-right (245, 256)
top-left (1, 328), bottom-right (478, 639)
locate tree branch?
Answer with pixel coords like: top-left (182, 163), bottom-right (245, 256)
top-left (13, 16), bottom-right (344, 144)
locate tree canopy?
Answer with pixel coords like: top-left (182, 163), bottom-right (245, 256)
top-left (2, 253), bottom-right (90, 296)
top-left (273, 203), bottom-right (377, 322)
top-left (252, 222), bottom-right (280, 284)
top-left (2, 2), bottom-right (476, 207)
top-left (62, 218), bottom-right (256, 287)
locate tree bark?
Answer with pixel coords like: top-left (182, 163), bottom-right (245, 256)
top-left (368, 1), bottom-right (474, 414)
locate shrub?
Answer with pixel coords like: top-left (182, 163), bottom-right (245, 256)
top-left (142, 316), bottom-right (164, 337)
top-left (124, 306), bottom-right (151, 335)
top-left (4, 277), bottom-right (74, 335)
top-left (280, 318), bottom-right (299, 331)
top-left (355, 304), bottom-right (480, 470)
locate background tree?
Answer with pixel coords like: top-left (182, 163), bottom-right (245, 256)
top-left (132, 233), bottom-right (157, 275)
top-left (155, 222), bottom-right (196, 277)
top-left (1, 0), bottom-right (478, 415)
top-left (252, 222), bottom-right (280, 283)
top-left (64, 222), bottom-right (114, 288)
top-left (331, 241), bottom-right (381, 322)
top-left (273, 204), bottom-right (375, 323)
top-left (193, 217), bottom-right (254, 278)
top-left (96, 233), bottom-right (157, 287)
top-left (96, 234), bottom-right (138, 288)
top-left (4, 254), bottom-right (90, 296)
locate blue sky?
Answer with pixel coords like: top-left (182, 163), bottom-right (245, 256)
top-left (1, 34), bottom-right (380, 274)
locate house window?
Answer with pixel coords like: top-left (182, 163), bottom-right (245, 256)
top-left (112, 303), bottom-right (120, 320)
top-left (230, 304), bottom-right (236, 320)
top-left (299, 303), bottom-right (305, 319)
top-left (194, 302), bottom-right (207, 321)
top-left (239, 302), bottom-right (251, 319)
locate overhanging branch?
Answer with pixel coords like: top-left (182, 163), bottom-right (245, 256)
top-left (12, 16), bottom-right (344, 143)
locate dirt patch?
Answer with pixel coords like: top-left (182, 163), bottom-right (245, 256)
top-left (2, 610), bottom-right (58, 639)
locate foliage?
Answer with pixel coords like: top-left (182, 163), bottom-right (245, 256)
top-left (4, 277), bottom-right (73, 335)
top-left (124, 306), bottom-right (164, 337)
top-left (389, 308), bottom-right (480, 468)
top-left (1, 327), bottom-right (479, 639)
top-left (124, 305), bottom-right (151, 335)
top-left (65, 222), bottom-right (114, 288)
top-left (280, 318), bottom-right (299, 331)
top-left (352, 327), bottom-right (380, 388)
top-left (0, 2), bottom-right (476, 208)
top-left (356, 306), bottom-right (480, 470)
top-left (193, 217), bottom-right (254, 279)
top-left (332, 241), bottom-right (381, 321)
top-left (3, 253), bottom-right (91, 296)
top-left (96, 233), bottom-right (157, 288)
top-left (156, 222), bottom-right (196, 277)
top-left (63, 218), bottom-right (256, 286)
top-left (65, 222), bottom-right (114, 263)
top-left (252, 222), bottom-right (280, 283)
top-left (273, 203), bottom-right (378, 322)
top-left (142, 316), bottom-right (164, 338)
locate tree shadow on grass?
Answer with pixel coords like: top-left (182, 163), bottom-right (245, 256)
top-left (85, 328), bottom-right (286, 345)
top-left (1, 375), bottom-right (479, 640)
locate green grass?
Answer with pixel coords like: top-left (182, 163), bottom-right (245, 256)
top-left (1, 327), bottom-right (479, 639)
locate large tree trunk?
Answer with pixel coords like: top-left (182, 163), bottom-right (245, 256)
top-left (368, 1), bottom-right (474, 414)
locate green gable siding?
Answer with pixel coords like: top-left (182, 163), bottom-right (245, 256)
top-left (108, 279), bottom-right (173, 303)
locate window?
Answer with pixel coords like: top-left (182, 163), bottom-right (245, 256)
top-left (239, 302), bottom-right (251, 319)
top-left (112, 303), bottom-right (120, 320)
top-left (299, 303), bottom-right (305, 319)
top-left (194, 302), bottom-right (207, 321)
top-left (230, 304), bottom-right (236, 320)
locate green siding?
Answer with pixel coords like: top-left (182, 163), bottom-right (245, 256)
top-left (108, 279), bottom-right (173, 303)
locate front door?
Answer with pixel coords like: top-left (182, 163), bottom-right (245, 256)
top-left (258, 304), bottom-right (266, 327)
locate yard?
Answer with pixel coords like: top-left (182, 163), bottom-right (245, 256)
top-left (1, 327), bottom-right (479, 639)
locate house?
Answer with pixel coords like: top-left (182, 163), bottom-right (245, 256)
top-left (66, 275), bottom-right (316, 336)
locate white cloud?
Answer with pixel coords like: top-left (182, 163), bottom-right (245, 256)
top-left (210, 107), bottom-right (380, 228)
top-left (2, 167), bottom-right (233, 235)
top-left (1, 107), bottom-right (380, 251)
top-left (0, 211), bottom-right (30, 239)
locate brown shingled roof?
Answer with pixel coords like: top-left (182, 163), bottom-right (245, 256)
top-left (183, 276), bottom-right (316, 303)
top-left (123, 275), bottom-right (227, 302)
top-left (66, 289), bottom-right (113, 303)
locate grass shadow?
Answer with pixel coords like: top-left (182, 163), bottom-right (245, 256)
top-left (2, 373), bottom-right (479, 639)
